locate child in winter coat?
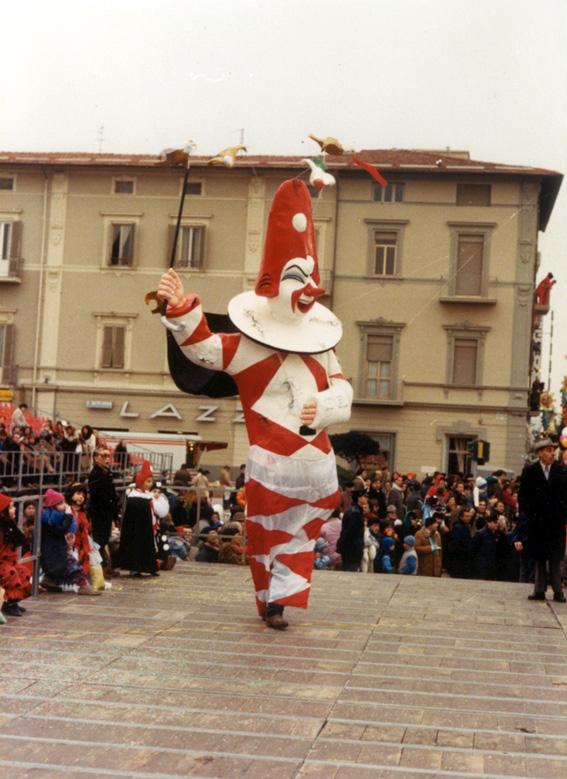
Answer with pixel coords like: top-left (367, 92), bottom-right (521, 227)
top-left (376, 536), bottom-right (396, 573)
top-left (398, 535), bottom-right (418, 575)
top-left (0, 493), bottom-right (32, 617)
top-left (40, 488), bottom-right (100, 595)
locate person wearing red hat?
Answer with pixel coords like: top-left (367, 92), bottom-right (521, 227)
top-left (0, 493), bottom-right (32, 617)
top-left (158, 179), bottom-right (352, 629)
top-left (117, 460), bottom-right (159, 577)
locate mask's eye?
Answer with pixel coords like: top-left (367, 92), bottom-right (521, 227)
top-left (281, 264), bottom-right (309, 284)
top-left (282, 271), bottom-right (305, 284)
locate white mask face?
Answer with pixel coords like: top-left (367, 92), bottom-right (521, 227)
top-left (268, 257), bottom-right (323, 324)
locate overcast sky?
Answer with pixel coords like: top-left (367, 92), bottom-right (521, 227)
top-left (3, 0), bottom-right (567, 400)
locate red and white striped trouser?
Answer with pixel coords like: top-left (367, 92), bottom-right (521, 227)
top-left (245, 445), bottom-right (340, 616)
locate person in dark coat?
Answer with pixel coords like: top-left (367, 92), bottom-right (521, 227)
top-left (87, 447), bottom-right (119, 569)
top-left (518, 438), bottom-right (567, 602)
top-left (471, 515), bottom-right (499, 580)
top-left (118, 461), bottom-right (158, 577)
top-left (337, 491), bottom-right (369, 571)
top-left (447, 507), bottom-right (474, 579)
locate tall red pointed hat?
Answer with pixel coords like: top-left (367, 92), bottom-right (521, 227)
top-left (255, 179), bottom-right (320, 298)
top-left (228, 179), bottom-right (341, 354)
top-left (135, 459), bottom-right (153, 489)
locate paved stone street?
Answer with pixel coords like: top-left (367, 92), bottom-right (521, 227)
top-left (1, 564), bottom-right (567, 778)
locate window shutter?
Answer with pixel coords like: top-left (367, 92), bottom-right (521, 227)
top-left (367, 335), bottom-right (393, 362)
top-left (9, 221), bottom-right (21, 258)
top-left (457, 184), bottom-right (491, 206)
top-left (193, 226), bottom-right (204, 267)
top-left (2, 324), bottom-right (15, 384)
top-left (166, 224), bottom-right (176, 266)
top-left (101, 326), bottom-right (113, 368)
top-left (123, 224), bottom-right (134, 265)
top-left (113, 327), bottom-right (125, 368)
top-left (453, 340), bottom-right (477, 385)
top-left (456, 234), bottom-right (483, 295)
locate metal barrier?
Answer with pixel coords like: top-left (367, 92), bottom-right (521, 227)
top-left (0, 448), bottom-right (173, 494)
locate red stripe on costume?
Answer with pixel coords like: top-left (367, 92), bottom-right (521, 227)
top-left (220, 333), bottom-right (241, 370)
top-left (243, 410), bottom-right (309, 456)
top-left (181, 313), bottom-right (213, 346)
top-left (273, 588), bottom-right (310, 609)
top-left (246, 521), bottom-right (294, 556)
top-left (310, 430), bottom-right (333, 454)
top-left (329, 372), bottom-right (345, 380)
top-left (275, 551), bottom-right (316, 581)
top-left (312, 490), bottom-right (341, 510)
top-left (248, 555), bottom-right (270, 591)
top-left (234, 353), bottom-right (283, 407)
top-left (300, 355), bottom-right (329, 391)
top-left (245, 478), bottom-right (304, 515)
top-left (303, 517), bottom-right (326, 540)
top-left (255, 596), bottom-right (267, 617)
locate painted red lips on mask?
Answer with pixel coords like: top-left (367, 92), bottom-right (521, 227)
top-left (291, 283), bottom-right (326, 313)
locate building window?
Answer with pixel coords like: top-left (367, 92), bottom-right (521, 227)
top-left (445, 324), bottom-right (489, 387)
top-left (0, 177), bottom-right (14, 191)
top-left (0, 222), bottom-right (11, 261)
top-left (185, 181), bottom-right (203, 196)
top-left (114, 179), bottom-right (135, 194)
top-left (365, 334), bottom-right (393, 398)
top-left (100, 325), bottom-right (126, 369)
top-left (357, 320), bottom-right (405, 401)
top-left (452, 338), bottom-right (478, 385)
top-left (455, 233), bottom-right (484, 295)
top-left (0, 221), bottom-right (22, 277)
top-left (457, 183), bottom-right (491, 206)
top-left (373, 231), bottom-right (397, 276)
top-left (374, 182), bottom-right (405, 203)
top-left (0, 322), bottom-right (15, 384)
top-left (172, 225), bottom-right (205, 269)
top-left (109, 223), bottom-right (135, 266)
top-left (447, 222), bottom-right (495, 298)
top-left (447, 435), bottom-right (476, 476)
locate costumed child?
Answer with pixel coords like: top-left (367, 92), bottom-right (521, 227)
top-left (157, 178), bottom-right (353, 629)
top-left (66, 482), bottom-right (110, 591)
top-left (117, 460), bottom-right (159, 577)
top-left (0, 493), bottom-right (32, 617)
top-left (40, 488), bottom-right (101, 595)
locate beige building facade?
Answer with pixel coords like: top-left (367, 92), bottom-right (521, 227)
top-left (0, 149), bottom-right (562, 475)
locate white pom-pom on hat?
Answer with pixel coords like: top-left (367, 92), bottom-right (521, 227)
top-left (292, 212), bottom-right (307, 232)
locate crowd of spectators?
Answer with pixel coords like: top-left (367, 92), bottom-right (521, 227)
top-left (2, 400), bottom-right (559, 622)
top-left (0, 404), bottom-right (105, 488)
top-left (322, 467), bottom-right (533, 582)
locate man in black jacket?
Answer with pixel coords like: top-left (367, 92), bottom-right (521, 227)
top-left (87, 447), bottom-right (119, 571)
top-left (518, 438), bottom-right (567, 602)
top-left (337, 490), bottom-right (369, 572)
top-left (447, 507), bottom-right (474, 579)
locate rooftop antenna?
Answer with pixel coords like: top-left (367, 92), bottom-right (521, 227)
top-left (236, 128), bottom-right (245, 146)
top-left (97, 125), bottom-right (105, 153)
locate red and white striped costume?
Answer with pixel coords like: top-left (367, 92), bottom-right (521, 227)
top-left (166, 295), bottom-right (352, 615)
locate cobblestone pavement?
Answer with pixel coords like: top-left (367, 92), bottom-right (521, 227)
top-left (1, 565), bottom-right (567, 778)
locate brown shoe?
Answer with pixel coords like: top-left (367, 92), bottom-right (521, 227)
top-left (78, 585), bottom-right (102, 596)
top-left (265, 614), bottom-right (289, 630)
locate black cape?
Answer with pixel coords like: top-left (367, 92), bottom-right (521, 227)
top-left (118, 495), bottom-right (157, 574)
top-left (167, 312), bottom-right (238, 398)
